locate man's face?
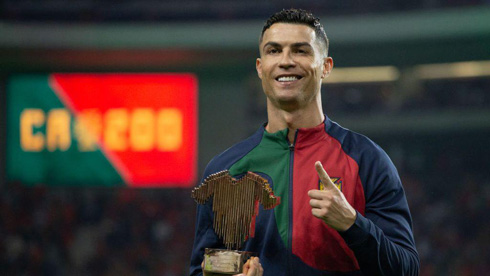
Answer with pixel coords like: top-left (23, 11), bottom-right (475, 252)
top-left (256, 23), bottom-right (332, 110)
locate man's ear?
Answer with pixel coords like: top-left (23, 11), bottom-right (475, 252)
top-left (321, 57), bottom-right (333, 79)
top-left (256, 58), bottom-right (263, 79)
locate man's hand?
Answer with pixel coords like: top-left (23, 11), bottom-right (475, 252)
top-left (236, 257), bottom-right (263, 276)
top-left (308, 161), bottom-right (357, 232)
top-left (201, 257), bottom-right (263, 276)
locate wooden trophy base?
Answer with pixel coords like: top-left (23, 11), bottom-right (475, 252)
top-left (204, 248), bottom-right (253, 275)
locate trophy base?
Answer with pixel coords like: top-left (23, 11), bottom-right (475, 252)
top-left (204, 248), bottom-right (253, 275)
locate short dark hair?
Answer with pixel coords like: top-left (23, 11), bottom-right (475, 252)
top-left (260, 8), bottom-right (329, 56)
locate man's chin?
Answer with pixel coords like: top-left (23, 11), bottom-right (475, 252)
top-left (272, 97), bottom-right (302, 111)
top-left (271, 90), bottom-right (302, 102)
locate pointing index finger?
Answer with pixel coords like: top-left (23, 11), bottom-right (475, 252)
top-left (315, 161), bottom-right (337, 191)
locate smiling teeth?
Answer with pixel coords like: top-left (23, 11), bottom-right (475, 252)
top-left (277, 76), bottom-right (299, 82)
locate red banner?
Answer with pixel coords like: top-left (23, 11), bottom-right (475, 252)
top-left (50, 73), bottom-right (198, 187)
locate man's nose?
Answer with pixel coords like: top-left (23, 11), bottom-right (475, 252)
top-left (278, 51), bottom-right (295, 69)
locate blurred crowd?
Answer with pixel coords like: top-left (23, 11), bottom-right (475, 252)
top-left (323, 78), bottom-right (490, 116)
top-left (395, 140), bottom-right (490, 275)
top-left (1, 185), bottom-right (195, 275)
top-left (403, 172), bottom-right (490, 275)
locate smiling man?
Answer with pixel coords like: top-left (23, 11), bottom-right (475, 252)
top-left (191, 9), bottom-right (419, 276)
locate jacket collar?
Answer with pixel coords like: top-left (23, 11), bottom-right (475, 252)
top-left (261, 116), bottom-right (330, 149)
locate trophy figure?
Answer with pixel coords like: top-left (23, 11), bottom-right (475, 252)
top-left (191, 171), bottom-right (281, 275)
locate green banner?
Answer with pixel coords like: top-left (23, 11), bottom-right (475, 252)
top-left (7, 75), bottom-right (124, 186)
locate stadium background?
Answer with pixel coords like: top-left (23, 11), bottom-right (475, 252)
top-left (1, 1), bottom-right (490, 275)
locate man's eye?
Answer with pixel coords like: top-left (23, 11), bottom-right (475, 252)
top-left (267, 49), bottom-right (279, 54)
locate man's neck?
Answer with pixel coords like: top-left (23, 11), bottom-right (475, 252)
top-left (265, 100), bottom-right (325, 144)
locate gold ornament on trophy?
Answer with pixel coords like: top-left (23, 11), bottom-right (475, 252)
top-left (191, 170), bottom-right (280, 274)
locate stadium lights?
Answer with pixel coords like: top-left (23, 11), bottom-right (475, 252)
top-left (415, 60), bottom-right (490, 80)
top-left (323, 60), bottom-right (490, 84)
top-left (324, 66), bottom-right (400, 84)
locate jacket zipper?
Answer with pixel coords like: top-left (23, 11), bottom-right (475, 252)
top-left (287, 131), bottom-right (298, 276)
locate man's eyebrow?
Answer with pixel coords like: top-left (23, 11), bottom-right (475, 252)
top-left (262, 42), bottom-right (313, 50)
top-left (262, 42), bottom-right (281, 50)
top-left (291, 42), bottom-right (313, 48)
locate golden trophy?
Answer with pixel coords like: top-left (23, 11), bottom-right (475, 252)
top-left (192, 171), bottom-right (280, 275)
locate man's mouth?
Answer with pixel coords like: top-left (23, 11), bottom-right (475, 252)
top-left (276, 75), bottom-right (303, 82)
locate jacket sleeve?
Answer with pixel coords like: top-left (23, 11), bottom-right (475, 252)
top-left (189, 199), bottom-right (221, 276)
top-left (189, 162), bottom-right (224, 276)
top-left (339, 145), bottom-right (420, 275)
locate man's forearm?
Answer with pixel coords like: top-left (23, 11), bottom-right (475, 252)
top-left (340, 212), bottom-right (420, 275)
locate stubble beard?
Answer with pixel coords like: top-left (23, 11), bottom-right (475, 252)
top-left (264, 81), bottom-right (321, 113)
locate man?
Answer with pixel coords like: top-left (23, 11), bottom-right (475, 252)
top-left (191, 8), bottom-right (419, 276)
